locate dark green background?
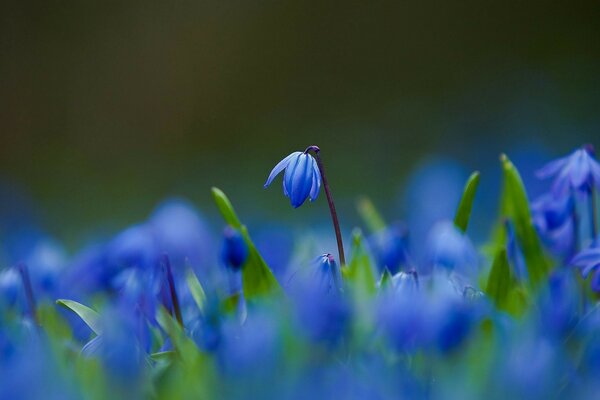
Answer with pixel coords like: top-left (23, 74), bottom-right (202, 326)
top-left (1, 1), bottom-right (599, 244)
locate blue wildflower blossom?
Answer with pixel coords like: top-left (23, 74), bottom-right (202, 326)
top-left (221, 226), bottom-right (248, 271)
top-left (537, 145), bottom-right (600, 196)
top-left (570, 241), bottom-right (600, 291)
top-left (368, 222), bottom-right (410, 275)
top-left (531, 193), bottom-right (576, 258)
top-left (264, 151), bottom-right (321, 208)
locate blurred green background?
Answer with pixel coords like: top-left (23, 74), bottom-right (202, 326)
top-left (1, 1), bottom-right (599, 245)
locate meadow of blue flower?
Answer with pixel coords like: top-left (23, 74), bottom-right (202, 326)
top-left (1, 144), bottom-right (600, 399)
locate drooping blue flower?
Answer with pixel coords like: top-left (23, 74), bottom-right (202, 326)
top-left (391, 270), bottom-right (419, 294)
top-left (313, 253), bottom-right (342, 293)
top-left (368, 222), bottom-right (410, 275)
top-left (570, 241), bottom-right (600, 291)
top-left (264, 151), bottom-right (321, 208)
top-left (537, 145), bottom-right (600, 196)
top-left (221, 226), bottom-right (248, 271)
top-left (531, 193), bottom-right (576, 258)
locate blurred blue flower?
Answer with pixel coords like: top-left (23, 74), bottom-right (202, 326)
top-left (81, 302), bottom-right (147, 384)
top-left (537, 145), bottom-right (600, 196)
top-left (148, 198), bottom-right (213, 272)
top-left (532, 193), bottom-right (576, 258)
top-left (0, 267), bottom-right (21, 307)
top-left (221, 226), bottom-right (248, 271)
top-left (426, 220), bottom-right (478, 278)
top-left (537, 269), bottom-right (580, 337)
top-left (289, 256), bottom-right (350, 346)
top-left (377, 288), bottom-right (427, 353)
top-left (264, 151), bottom-right (321, 208)
top-left (368, 222), bottom-right (410, 275)
top-left (217, 311), bottom-right (280, 377)
top-left (391, 270), bottom-right (419, 294)
top-left (570, 241), bottom-right (600, 291)
top-left (107, 224), bottom-right (157, 272)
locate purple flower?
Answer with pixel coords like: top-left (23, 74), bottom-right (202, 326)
top-left (264, 151), bottom-right (321, 208)
top-left (570, 241), bottom-right (600, 291)
top-left (537, 145), bottom-right (600, 196)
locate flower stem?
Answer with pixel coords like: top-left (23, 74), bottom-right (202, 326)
top-left (162, 255), bottom-right (183, 327)
top-left (305, 146), bottom-right (346, 266)
top-left (17, 263), bottom-right (38, 325)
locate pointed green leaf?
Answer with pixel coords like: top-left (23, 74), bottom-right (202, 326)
top-left (211, 187), bottom-right (282, 299)
top-left (211, 187), bottom-right (242, 228)
top-left (454, 171), bottom-right (480, 233)
top-left (357, 197), bottom-right (386, 233)
top-left (378, 268), bottom-right (393, 290)
top-left (185, 268), bottom-right (207, 314)
top-left (156, 306), bottom-right (199, 364)
top-left (500, 155), bottom-right (550, 289)
top-left (485, 248), bottom-right (512, 307)
top-left (344, 229), bottom-right (376, 295)
top-left (150, 351), bottom-right (176, 362)
top-left (56, 299), bottom-right (103, 335)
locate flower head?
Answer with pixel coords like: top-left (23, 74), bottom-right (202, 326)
top-left (264, 151), bottom-right (321, 208)
top-left (368, 222), bottom-right (410, 275)
top-left (570, 241), bottom-right (600, 291)
top-left (221, 226), bottom-right (248, 271)
top-left (537, 144), bottom-right (600, 196)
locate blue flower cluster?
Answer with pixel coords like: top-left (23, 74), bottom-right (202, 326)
top-left (0, 145), bottom-right (599, 399)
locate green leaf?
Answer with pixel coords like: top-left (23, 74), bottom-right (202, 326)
top-left (185, 268), bottom-right (207, 314)
top-left (485, 248), bottom-right (512, 307)
top-left (378, 268), bottom-right (393, 289)
top-left (220, 292), bottom-right (242, 315)
top-left (454, 171), bottom-right (480, 233)
top-left (211, 187), bottom-right (242, 228)
top-left (500, 154), bottom-right (550, 289)
top-left (56, 299), bottom-right (103, 335)
top-left (156, 306), bottom-right (199, 364)
top-left (357, 197), bottom-right (386, 233)
top-left (211, 187), bottom-right (282, 299)
top-left (150, 351), bottom-right (177, 362)
top-left (343, 229), bottom-right (376, 295)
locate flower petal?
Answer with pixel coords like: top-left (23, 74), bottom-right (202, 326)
top-left (536, 156), bottom-right (569, 179)
top-left (309, 156), bottom-right (321, 202)
top-left (264, 152), bottom-right (301, 188)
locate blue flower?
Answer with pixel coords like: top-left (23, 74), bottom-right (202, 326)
top-left (264, 151), bottom-right (321, 208)
top-left (570, 241), bottom-right (600, 291)
top-left (531, 193), bottom-right (576, 258)
top-left (221, 226), bottom-right (248, 271)
top-left (537, 145), bottom-right (600, 196)
top-left (426, 220), bottom-right (478, 278)
top-left (368, 222), bottom-right (410, 275)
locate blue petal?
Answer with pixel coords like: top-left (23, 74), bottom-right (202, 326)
top-left (569, 150), bottom-right (589, 189)
top-left (264, 152), bottom-right (301, 188)
top-left (536, 156), bottom-right (569, 179)
top-left (309, 156), bottom-right (321, 202)
top-left (285, 154), bottom-right (313, 208)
